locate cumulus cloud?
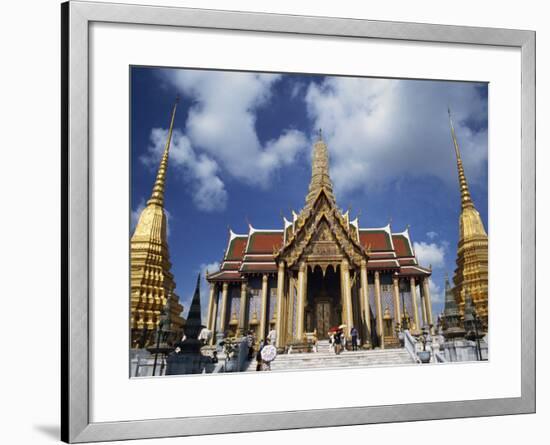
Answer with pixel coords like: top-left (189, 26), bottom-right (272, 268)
top-left (413, 241), bottom-right (446, 269)
top-left (304, 77), bottom-right (487, 196)
top-left (142, 128), bottom-right (227, 212)
top-left (429, 280), bottom-right (444, 303)
top-left (426, 231), bottom-right (438, 240)
top-left (161, 70), bottom-right (308, 187)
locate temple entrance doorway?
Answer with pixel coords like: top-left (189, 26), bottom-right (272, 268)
top-left (315, 300), bottom-right (332, 338)
top-left (305, 265), bottom-right (342, 339)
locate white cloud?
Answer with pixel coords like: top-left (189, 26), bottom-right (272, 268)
top-left (143, 128), bottom-right (227, 212)
top-left (304, 77), bottom-right (487, 197)
top-left (161, 70), bottom-right (308, 187)
top-left (426, 231), bottom-right (438, 240)
top-left (413, 241), bottom-right (446, 269)
top-left (429, 279), bottom-right (444, 303)
top-left (290, 81), bottom-right (305, 99)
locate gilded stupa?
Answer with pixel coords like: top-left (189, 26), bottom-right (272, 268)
top-left (448, 109), bottom-right (489, 330)
top-left (130, 98), bottom-right (184, 347)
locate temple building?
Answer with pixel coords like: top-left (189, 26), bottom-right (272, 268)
top-left (130, 99), bottom-right (185, 347)
top-left (448, 110), bottom-right (489, 330)
top-left (206, 133), bottom-right (435, 350)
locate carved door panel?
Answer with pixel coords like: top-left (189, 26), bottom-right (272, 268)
top-left (316, 301), bottom-right (331, 338)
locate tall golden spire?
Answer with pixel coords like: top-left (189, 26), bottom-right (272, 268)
top-left (148, 97), bottom-right (179, 207)
top-left (130, 97), bottom-right (184, 347)
top-left (304, 129), bottom-right (336, 207)
top-left (448, 108), bottom-right (474, 210)
top-left (447, 108), bottom-right (488, 330)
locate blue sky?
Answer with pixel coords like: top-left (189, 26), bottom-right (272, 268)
top-left (131, 66), bottom-right (488, 318)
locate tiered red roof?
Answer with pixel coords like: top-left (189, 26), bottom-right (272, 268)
top-left (207, 223), bottom-right (430, 282)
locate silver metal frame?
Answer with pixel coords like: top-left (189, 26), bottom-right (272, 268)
top-left (62, 1), bottom-right (535, 442)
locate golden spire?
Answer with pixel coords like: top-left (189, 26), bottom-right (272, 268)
top-left (130, 97), bottom-right (184, 346)
top-left (448, 108), bottom-right (474, 210)
top-left (448, 109), bottom-right (488, 330)
top-left (148, 97), bottom-right (179, 207)
top-left (304, 128), bottom-right (336, 207)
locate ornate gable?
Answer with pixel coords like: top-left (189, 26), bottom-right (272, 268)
top-left (275, 188), bottom-right (367, 269)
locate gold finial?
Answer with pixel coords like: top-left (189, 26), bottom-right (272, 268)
top-left (448, 107), bottom-right (474, 210)
top-left (305, 128), bottom-right (335, 207)
top-left (147, 97), bottom-right (179, 207)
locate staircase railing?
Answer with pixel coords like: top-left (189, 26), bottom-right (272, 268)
top-left (403, 330), bottom-right (447, 364)
top-left (403, 330), bottom-right (421, 363)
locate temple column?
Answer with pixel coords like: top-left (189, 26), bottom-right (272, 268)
top-left (422, 277), bottom-right (434, 333)
top-left (219, 282), bottom-right (229, 334)
top-left (392, 275), bottom-right (402, 329)
top-left (260, 274), bottom-right (269, 341)
top-left (410, 277), bottom-right (420, 333)
top-left (360, 260), bottom-right (371, 346)
top-left (374, 271), bottom-right (384, 349)
top-left (340, 259), bottom-right (353, 338)
top-left (275, 262), bottom-right (286, 348)
top-left (287, 276), bottom-right (296, 341)
top-left (209, 285), bottom-right (219, 345)
top-left (206, 282), bottom-right (216, 330)
top-left (296, 262), bottom-right (307, 341)
top-left (420, 280), bottom-right (428, 328)
top-left (238, 281), bottom-right (248, 336)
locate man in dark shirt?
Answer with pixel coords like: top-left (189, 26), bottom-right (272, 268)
top-left (351, 326), bottom-right (358, 351)
top-left (334, 330), bottom-right (342, 355)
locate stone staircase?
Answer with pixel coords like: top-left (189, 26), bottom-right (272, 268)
top-left (244, 340), bottom-right (415, 372)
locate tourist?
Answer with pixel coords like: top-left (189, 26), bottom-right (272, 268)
top-left (268, 328), bottom-right (277, 346)
top-left (334, 330), bottom-right (342, 355)
top-left (329, 332), bottom-right (335, 353)
top-left (246, 331), bottom-right (255, 360)
top-left (255, 341), bottom-right (264, 371)
top-left (211, 351), bottom-right (218, 364)
top-left (351, 326), bottom-right (358, 351)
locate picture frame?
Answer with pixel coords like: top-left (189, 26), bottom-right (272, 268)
top-left (61, 1), bottom-right (535, 442)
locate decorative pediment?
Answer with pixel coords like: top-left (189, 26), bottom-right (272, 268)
top-left (275, 188), bottom-right (367, 268)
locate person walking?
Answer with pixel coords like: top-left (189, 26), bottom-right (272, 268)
top-left (268, 328), bottom-right (277, 347)
top-left (334, 330), bottom-right (342, 355)
top-left (351, 326), bottom-right (358, 351)
top-left (255, 341), bottom-right (264, 371)
top-left (246, 330), bottom-right (255, 360)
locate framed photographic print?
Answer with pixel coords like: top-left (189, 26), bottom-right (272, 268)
top-left (62, 1), bottom-right (535, 442)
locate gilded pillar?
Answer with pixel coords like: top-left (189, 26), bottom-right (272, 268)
top-left (287, 276), bottom-right (296, 342)
top-left (238, 281), bottom-right (248, 336)
top-left (410, 277), bottom-right (420, 333)
top-left (360, 260), bottom-right (371, 346)
top-left (275, 262), bottom-right (286, 348)
top-left (341, 259), bottom-right (353, 338)
top-left (260, 274), bottom-right (269, 341)
top-left (422, 277), bottom-right (434, 333)
top-left (374, 271), bottom-right (384, 349)
top-left (209, 285), bottom-right (218, 345)
top-left (219, 282), bottom-right (229, 334)
top-left (420, 279), bottom-right (428, 328)
top-left (296, 262), bottom-right (307, 341)
top-left (206, 282), bottom-right (215, 330)
top-left (392, 275), bottom-right (401, 327)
